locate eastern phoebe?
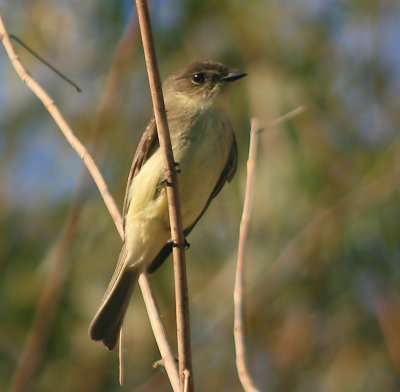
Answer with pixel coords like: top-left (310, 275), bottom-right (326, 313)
top-left (89, 60), bottom-right (246, 350)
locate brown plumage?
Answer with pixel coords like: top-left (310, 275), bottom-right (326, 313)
top-left (89, 60), bottom-right (246, 350)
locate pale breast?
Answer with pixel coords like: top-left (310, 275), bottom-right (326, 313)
top-left (126, 108), bottom-right (233, 234)
top-left (171, 109), bottom-right (233, 228)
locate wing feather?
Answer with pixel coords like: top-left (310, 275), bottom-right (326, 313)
top-left (122, 118), bottom-right (158, 225)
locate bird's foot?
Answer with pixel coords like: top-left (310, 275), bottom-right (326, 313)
top-left (174, 161), bottom-right (181, 173)
top-left (158, 163), bottom-right (180, 187)
top-left (170, 238), bottom-right (190, 250)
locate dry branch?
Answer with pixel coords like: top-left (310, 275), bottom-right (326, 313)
top-left (234, 108), bottom-right (305, 392)
top-left (260, 106), bottom-right (305, 134)
top-left (234, 118), bottom-right (261, 392)
top-left (135, 0), bottom-right (193, 390)
top-left (0, 12), bottom-right (180, 392)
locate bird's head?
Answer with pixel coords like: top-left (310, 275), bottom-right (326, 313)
top-left (163, 60), bottom-right (246, 111)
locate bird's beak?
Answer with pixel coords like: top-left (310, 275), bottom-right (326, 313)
top-left (221, 71), bottom-right (247, 82)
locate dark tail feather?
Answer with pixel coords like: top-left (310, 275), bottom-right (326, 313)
top-left (89, 267), bottom-right (139, 350)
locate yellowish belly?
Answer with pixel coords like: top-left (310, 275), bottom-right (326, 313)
top-left (125, 110), bottom-right (232, 253)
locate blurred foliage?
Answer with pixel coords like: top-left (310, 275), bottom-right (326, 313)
top-left (1, 0), bottom-right (400, 391)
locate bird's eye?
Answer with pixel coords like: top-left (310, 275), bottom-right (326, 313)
top-left (192, 73), bottom-right (205, 84)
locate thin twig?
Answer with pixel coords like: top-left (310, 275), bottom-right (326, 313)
top-left (140, 275), bottom-right (181, 392)
top-left (234, 118), bottom-right (261, 392)
top-left (0, 12), bottom-right (180, 392)
top-left (183, 369), bottom-right (190, 392)
top-left (135, 0), bottom-right (193, 390)
top-left (119, 329), bottom-right (124, 385)
top-left (233, 108), bottom-right (305, 391)
top-left (9, 34), bottom-right (82, 92)
top-left (259, 106), bottom-right (305, 133)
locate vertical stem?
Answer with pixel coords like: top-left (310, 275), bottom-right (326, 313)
top-left (134, 1), bottom-right (193, 390)
top-left (233, 109), bottom-right (303, 391)
top-left (234, 118), bottom-right (261, 392)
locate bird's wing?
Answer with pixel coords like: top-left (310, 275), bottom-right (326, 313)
top-left (122, 118), bottom-right (158, 226)
top-left (184, 134), bottom-right (238, 232)
top-left (147, 135), bottom-right (238, 273)
top-left (88, 119), bottom-right (159, 349)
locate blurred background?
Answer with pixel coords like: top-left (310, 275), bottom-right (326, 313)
top-left (1, 0), bottom-right (400, 391)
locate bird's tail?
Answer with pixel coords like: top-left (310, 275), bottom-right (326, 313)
top-left (89, 245), bottom-right (140, 350)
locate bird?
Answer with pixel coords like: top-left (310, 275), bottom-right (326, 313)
top-left (89, 60), bottom-right (247, 350)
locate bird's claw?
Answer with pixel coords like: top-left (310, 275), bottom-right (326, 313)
top-left (170, 238), bottom-right (190, 250)
top-left (174, 162), bottom-right (181, 173)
